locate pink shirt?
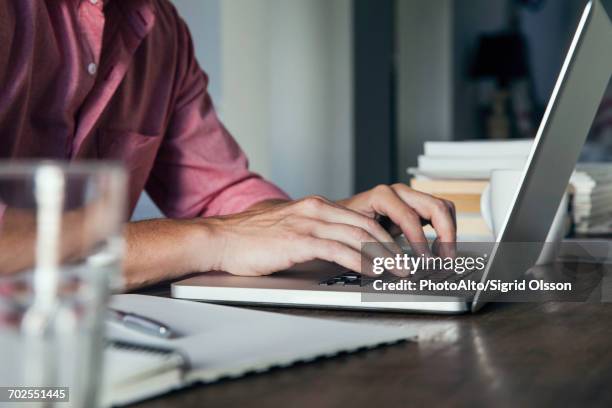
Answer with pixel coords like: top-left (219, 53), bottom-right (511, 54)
top-left (0, 0), bottom-right (288, 218)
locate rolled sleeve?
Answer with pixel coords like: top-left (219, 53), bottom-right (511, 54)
top-left (145, 12), bottom-right (289, 218)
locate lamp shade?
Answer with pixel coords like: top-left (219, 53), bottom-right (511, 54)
top-left (470, 32), bottom-right (530, 85)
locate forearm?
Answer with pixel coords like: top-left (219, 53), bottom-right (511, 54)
top-left (122, 218), bottom-right (216, 290)
top-left (0, 199), bottom-right (285, 288)
top-left (0, 207), bottom-right (99, 275)
top-left (0, 212), bottom-right (216, 289)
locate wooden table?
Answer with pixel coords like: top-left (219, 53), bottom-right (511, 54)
top-left (130, 262), bottom-right (612, 408)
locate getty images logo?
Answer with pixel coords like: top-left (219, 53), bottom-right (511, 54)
top-left (372, 253), bottom-right (488, 275)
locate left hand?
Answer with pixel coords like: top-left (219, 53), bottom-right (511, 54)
top-left (337, 184), bottom-right (457, 257)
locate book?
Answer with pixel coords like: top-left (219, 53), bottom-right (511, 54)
top-left (408, 167), bottom-right (489, 180)
top-left (423, 139), bottom-right (533, 157)
top-left (423, 193), bottom-right (481, 213)
top-left (102, 295), bottom-right (416, 407)
top-left (409, 179), bottom-right (484, 213)
top-left (423, 214), bottom-right (493, 241)
top-left (417, 155), bottom-right (527, 178)
top-left (409, 178), bottom-right (489, 195)
top-left (569, 163), bottom-right (612, 234)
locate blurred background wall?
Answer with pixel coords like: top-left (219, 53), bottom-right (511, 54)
top-left (220, 0), bottom-right (353, 200)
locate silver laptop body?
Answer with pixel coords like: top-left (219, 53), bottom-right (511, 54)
top-left (172, 0), bottom-right (612, 314)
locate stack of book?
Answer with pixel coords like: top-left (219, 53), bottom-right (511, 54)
top-left (408, 139), bottom-right (533, 240)
top-left (570, 163), bottom-right (612, 235)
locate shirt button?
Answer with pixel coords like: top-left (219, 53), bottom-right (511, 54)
top-left (87, 62), bottom-right (97, 75)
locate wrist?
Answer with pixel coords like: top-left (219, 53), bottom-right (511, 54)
top-left (188, 217), bottom-right (227, 272)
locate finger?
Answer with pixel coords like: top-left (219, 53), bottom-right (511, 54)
top-left (441, 201), bottom-right (457, 258)
top-left (391, 184), bottom-right (456, 242)
top-left (391, 184), bottom-right (456, 258)
top-left (306, 220), bottom-right (409, 277)
top-left (365, 186), bottom-right (432, 257)
top-left (432, 237), bottom-right (441, 257)
top-left (446, 200), bottom-right (457, 229)
top-left (390, 184), bottom-right (457, 252)
top-left (295, 196), bottom-right (402, 254)
top-left (301, 237), bottom-right (376, 276)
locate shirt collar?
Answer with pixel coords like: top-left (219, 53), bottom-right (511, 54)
top-left (80, 0), bottom-right (105, 7)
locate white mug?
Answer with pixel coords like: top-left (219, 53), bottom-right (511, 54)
top-left (480, 169), bottom-right (570, 265)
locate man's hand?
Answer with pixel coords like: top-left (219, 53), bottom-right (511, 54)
top-left (119, 183), bottom-right (456, 289)
top-left (338, 183), bottom-right (456, 257)
top-left (201, 184), bottom-right (456, 278)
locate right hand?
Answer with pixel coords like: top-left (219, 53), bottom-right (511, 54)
top-left (202, 196), bottom-right (405, 277)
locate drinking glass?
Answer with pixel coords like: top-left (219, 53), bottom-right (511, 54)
top-left (0, 162), bottom-right (126, 407)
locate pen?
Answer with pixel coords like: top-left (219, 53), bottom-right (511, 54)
top-left (107, 308), bottom-right (177, 339)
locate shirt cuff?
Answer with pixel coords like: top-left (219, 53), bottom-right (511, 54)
top-left (203, 177), bottom-right (290, 216)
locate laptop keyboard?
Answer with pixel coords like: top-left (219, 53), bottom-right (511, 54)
top-left (319, 268), bottom-right (480, 288)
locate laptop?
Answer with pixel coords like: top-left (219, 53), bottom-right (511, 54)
top-left (172, 0), bottom-right (612, 314)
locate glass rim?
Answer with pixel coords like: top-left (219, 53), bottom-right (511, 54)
top-left (0, 160), bottom-right (125, 178)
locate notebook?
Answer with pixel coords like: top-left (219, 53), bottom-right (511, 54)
top-left (102, 342), bottom-right (186, 407)
top-left (102, 294), bottom-right (417, 407)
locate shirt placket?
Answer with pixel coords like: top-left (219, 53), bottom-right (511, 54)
top-left (71, 2), bottom-right (156, 158)
top-left (68, 0), bottom-right (106, 157)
